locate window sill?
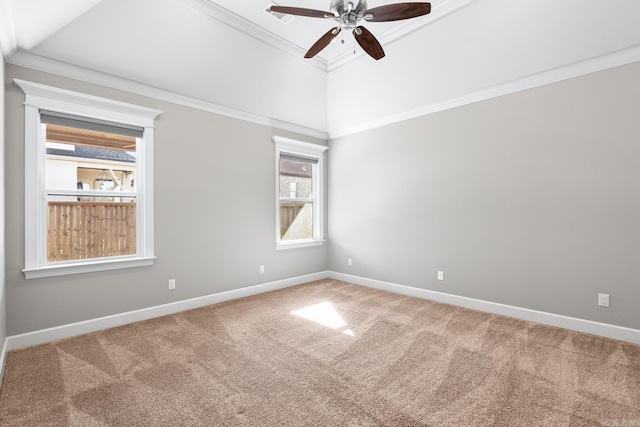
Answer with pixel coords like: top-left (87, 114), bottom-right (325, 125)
top-left (276, 239), bottom-right (325, 251)
top-left (23, 256), bottom-right (156, 279)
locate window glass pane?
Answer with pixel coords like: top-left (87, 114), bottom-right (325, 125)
top-left (46, 124), bottom-right (137, 191)
top-left (280, 201), bottom-right (313, 240)
top-left (279, 157), bottom-right (312, 199)
top-left (47, 197), bottom-right (137, 262)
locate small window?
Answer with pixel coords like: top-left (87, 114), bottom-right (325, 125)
top-left (16, 79), bottom-right (162, 279)
top-left (273, 136), bottom-right (328, 250)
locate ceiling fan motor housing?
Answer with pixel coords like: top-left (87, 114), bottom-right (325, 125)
top-left (331, 0), bottom-right (367, 28)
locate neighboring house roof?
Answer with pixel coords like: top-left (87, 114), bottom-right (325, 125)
top-left (47, 145), bottom-right (135, 163)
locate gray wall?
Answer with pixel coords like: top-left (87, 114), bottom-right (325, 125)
top-left (4, 65), bottom-right (328, 335)
top-left (5, 59), bottom-right (640, 337)
top-left (0, 51), bottom-right (6, 348)
top-left (328, 61), bottom-right (640, 330)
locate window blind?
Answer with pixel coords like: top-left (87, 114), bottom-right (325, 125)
top-left (40, 110), bottom-right (144, 138)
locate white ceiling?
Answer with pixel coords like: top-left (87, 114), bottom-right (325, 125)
top-left (1, 0), bottom-right (467, 70)
top-left (2, 0), bottom-right (640, 138)
top-left (3, 0), bottom-right (103, 50)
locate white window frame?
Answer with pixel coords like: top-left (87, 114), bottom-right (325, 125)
top-left (273, 136), bottom-right (328, 250)
top-left (15, 79), bottom-right (162, 279)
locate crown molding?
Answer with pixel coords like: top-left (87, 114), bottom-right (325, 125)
top-left (7, 51), bottom-right (328, 140)
top-left (328, 44), bottom-right (640, 139)
top-left (9, 44), bottom-right (640, 142)
top-left (7, 19), bottom-right (640, 142)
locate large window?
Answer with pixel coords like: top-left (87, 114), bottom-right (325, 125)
top-left (274, 136), bottom-right (328, 250)
top-left (16, 79), bottom-right (162, 279)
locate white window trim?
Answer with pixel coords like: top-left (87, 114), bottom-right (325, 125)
top-left (15, 79), bottom-right (162, 279)
top-left (273, 136), bottom-right (328, 250)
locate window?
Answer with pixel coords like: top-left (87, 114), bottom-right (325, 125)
top-left (16, 79), bottom-right (162, 279)
top-left (273, 136), bottom-right (328, 250)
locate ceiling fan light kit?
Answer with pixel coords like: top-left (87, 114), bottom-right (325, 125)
top-left (269, 0), bottom-right (431, 60)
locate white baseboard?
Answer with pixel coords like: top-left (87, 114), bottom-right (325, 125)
top-left (327, 271), bottom-right (640, 344)
top-left (4, 271), bottom-right (330, 353)
top-left (3, 269), bottom-right (639, 380)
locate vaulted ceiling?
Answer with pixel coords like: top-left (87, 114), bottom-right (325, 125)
top-left (2, 0), bottom-right (640, 138)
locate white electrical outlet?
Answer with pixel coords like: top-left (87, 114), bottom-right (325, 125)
top-left (259, 265), bottom-right (265, 274)
top-left (348, 258), bottom-right (353, 266)
top-left (598, 293), bottom-right (609, 307)
top-left (168, 279), bottom-right (176, 290)
top-left (437, 271), bottom-right (444, 281)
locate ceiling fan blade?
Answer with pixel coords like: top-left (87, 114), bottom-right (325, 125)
top-left (269, 6), bottom-right (333, 19)
top-left (305, 27), bottom-right (341, 58)
top-left (353, 26), bottom-right (385, 60)
top-left (364, 2), bottom-right (431, 22)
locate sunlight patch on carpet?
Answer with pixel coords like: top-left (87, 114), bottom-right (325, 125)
top-left (292, 301), bottom-right (350, 332)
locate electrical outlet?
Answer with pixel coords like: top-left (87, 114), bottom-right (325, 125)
top-left (168, 279), bottom-right (176, 290)
top-left (348, 258), bottom-right (353, 266)
top-left (598, 293), bottom-right (609, 307)
top-left (259, 265), bottom-right (265, 274)
top-left (437, 271), bottom-right (444, 281)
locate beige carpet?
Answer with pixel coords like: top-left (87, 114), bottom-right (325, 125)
top-left (1, 279), bottom-right (639, 426)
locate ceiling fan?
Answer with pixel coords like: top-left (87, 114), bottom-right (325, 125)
top-left (269, 0), bottom-right (431, 60)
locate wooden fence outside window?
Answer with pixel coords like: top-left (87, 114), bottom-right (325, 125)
top-left (48, 201), bottom-right (136, 262)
